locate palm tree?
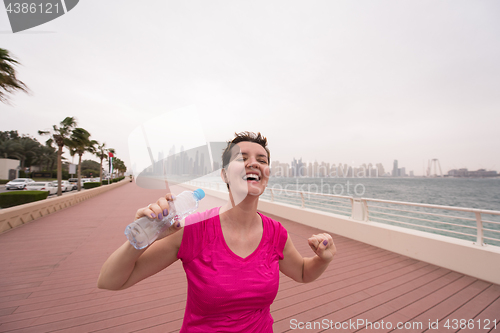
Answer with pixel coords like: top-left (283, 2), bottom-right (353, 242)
top-left (0, 132), bottom-right (43, 172)
top-left (0, 139), bottom-right (22, 160)
top-left (39, 117), bottom-right (77, 196)
top-left (94, 142), bottom-right (108, 183)
top-left (16, 137), bottom-right (41, 169)
top-left (0, 48), bottom-right (28, 104)
top-left (67, 128), bottom-right (96, 191)
top-left (113, 157), bottom-right (127, 176)
top-left (34, 142), bottom-right (58, 171)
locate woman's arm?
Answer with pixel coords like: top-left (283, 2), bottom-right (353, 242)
top-left (279, 233), bottom-right (336, 283)
top-left (97, 193), bottom-right (182, 290)
top-left (97, 229), bottom-right (183, 290)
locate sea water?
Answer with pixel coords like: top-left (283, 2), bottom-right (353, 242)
top-left (267, 177), bottom-right (500, 210)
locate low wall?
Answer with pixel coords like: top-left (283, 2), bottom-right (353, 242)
top-left (0, 180), bottom-right (130, 233)
top-left (182, 184), bottom-right (500, 285)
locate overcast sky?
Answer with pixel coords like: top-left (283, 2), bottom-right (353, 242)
top-left (1, 0), bottom-right (499, 176)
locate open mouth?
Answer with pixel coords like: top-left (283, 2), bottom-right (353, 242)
top-left (243, 174), bottom-right (260, 181)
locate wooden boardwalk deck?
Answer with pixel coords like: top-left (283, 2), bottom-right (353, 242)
top-left (0, 182), bottom-right (499, 333)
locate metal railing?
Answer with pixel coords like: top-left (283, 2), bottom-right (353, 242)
top-left (187, 181), bottom-right (500, 247)
top-left (362, 198), bottom-right (500, 246)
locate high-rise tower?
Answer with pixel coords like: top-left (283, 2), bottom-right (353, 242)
top-left (392, 160), bottom-right (399, 177)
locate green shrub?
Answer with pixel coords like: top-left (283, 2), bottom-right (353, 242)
top-left (0, 179), bottom-right (9, 184)
top-left (83, 182), bottom-right (101, 189)
top-left (101, 181), bottom-right (110, 185)
top-left (0, 191), bottom-right (49, 208)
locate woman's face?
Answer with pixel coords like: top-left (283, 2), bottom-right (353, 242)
top-left (223, 141), bottom-right (270, 199)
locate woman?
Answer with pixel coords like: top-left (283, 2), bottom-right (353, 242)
top-left (98, 131), bottom-right (336, 332)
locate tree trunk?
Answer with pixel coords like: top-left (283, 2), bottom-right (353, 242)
top-left (99, 157), bottom-right (103, 182)
top-left (57, 145), bottom-right (63, 196)
top-left (77, 153), bottom-right (82, 191)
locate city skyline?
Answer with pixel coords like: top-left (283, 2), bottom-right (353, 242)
top-left (270, 158), bottom-right (497, 178)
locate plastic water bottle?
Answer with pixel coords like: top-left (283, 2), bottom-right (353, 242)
top-left (125, 189), bottom-right (205, 249)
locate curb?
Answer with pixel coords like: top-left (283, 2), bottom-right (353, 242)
top-left (0, 180), bottom-right (130, 234)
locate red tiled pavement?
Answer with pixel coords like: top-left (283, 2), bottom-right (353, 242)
top-left (0, 182), bottom-right (499, 333)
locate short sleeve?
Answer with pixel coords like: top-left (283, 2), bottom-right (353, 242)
top-left (276, 222), bottom-right (288, 260)
top-left (263, 216), bottom-right (287, 260)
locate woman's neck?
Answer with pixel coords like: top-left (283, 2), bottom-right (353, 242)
top-left (219, 192), bottom-right (260, 229)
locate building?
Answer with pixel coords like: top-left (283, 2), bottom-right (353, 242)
top-left (376, 163), bottom-right (385, 177)
top-left (392, 160), bottom-right (398, 177)
top-left (0, 158), bottom-right (20, 179)
top-left (448, 168), bottom-right (498, 178)
top-left (271, 161), bottom-right (290, 177)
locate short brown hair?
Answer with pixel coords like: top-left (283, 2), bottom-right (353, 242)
top-left (222, 131), bottom-right (270, 169)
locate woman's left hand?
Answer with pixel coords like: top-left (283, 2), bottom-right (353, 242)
top-left (308, 233), bottom-right (336, 263)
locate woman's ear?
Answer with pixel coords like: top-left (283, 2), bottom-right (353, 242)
top-left (221, 168), bottom-right (228, 183)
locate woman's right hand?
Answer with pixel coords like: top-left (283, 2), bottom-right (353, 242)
top-left (135, 193), bottom-right (183, 240)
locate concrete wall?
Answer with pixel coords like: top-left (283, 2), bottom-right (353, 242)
top-left (0, 180), bottom-right (129, 233)
top-left (0, 158), bottom-right (20, 179)
top-left (182, 183), bottom-right (500, 285)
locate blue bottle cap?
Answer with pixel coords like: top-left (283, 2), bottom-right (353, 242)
top-left (194, 189), bottom-right (205, 200)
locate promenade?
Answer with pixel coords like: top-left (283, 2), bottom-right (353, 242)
top-left (0, 182), bottom-right (499, 332)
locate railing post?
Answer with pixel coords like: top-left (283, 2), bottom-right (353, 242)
top-left (349, 198), bottom-right (354, 219)
top-left (270, 189), bottom-right (274, 202)
top-left (362, 199), bottom-right (369, 222)
top-left (475, 212), bottom-right (484, 246)
top-left (300, 192), bottom-right (305, 208)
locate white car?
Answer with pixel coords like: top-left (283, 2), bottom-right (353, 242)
top-left (5, 178), bottom-right (35, 190)
top-left (52, 181), bottom-right (73, 192)
top-left (26, 182), bottom-right (58, 195)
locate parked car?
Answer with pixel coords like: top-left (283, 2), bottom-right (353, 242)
top-left (5, 178), bottom-right (35, 190)
top-left (51, 181), bottom-right (73, 192)
top-left (62, 180), bottom-right (74, 192)
top-left (26, 182), bottom-right (58, 195)
top-left (68, 178), bottom-right (87, 189)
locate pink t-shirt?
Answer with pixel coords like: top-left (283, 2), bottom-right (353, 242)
top-left (177, 207), bottom-right (288, 332)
